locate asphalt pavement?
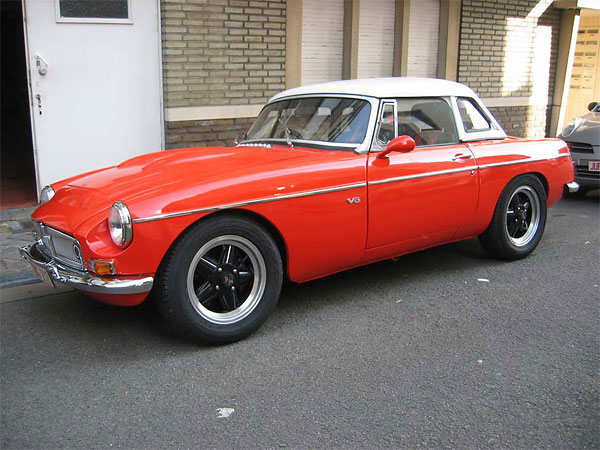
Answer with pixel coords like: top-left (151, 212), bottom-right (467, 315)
top-left (1, 194), bottom-right (598, 449)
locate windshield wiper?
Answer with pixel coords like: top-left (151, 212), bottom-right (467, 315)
top-left (277, 118), bottom-right (294, 148)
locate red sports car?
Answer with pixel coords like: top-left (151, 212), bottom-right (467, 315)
top-left (21, 78), bottom-right (576, 344)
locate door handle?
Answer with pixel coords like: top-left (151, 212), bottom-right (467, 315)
top-left (452, 153), bottom-right (472, 162)
top-left (35, 53), bottom-right (49, 76)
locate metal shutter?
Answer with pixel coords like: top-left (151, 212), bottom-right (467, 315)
top-left (301, 0), bottom-right (344, 85)
top-left (407, 0), bottom-right (440, 77)
top-left (357, 0), bottom-right (396, 78)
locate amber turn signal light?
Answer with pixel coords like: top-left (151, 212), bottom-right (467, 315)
top-left (89, 259), bottom-right (115, 276)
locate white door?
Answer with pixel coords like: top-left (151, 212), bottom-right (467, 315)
top-left (23, 0), bottom-right (163, 194)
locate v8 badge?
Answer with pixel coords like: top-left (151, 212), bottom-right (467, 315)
top-left (346, 197), bottom-right (361, 204)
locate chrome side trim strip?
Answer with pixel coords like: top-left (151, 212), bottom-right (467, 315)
top-left (133, 182), bottom-right (367, 223)
top-left (369, 165), bottom-right (477, 186)
top-left (477, 153), bottom-right (570, 170)
top-left (133, 154), bottom-right (570, 223)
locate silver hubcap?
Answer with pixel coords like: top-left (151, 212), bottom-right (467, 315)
top-left (505, 186), bottom-right (540, 247)
top-left (186, 235), bottom-right (266, 325)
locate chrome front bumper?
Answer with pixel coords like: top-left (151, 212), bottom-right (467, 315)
top-left (19, 242), bottom-right (153, 295)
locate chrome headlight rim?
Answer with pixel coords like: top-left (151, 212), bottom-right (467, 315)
top-left (40, 185), bottom-right (55, 203)
top-left (108, 201), bottom-right (133, 249)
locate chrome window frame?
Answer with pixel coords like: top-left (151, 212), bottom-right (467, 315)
top-left (372, 99), bottom-right (398, 152)
top-left (450, 96), bottom-right (507, 142)
top-left (369, 96), bottom-right (461, 152)
top-left (456, 97), bottom-right (492, 133)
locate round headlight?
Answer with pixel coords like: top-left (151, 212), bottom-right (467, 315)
top-left (40, 185), bottom-right (55, 203)
top-left (561, 117), bottom-right (582, 137)
top-left (108, 201), bottom-right (133, 249)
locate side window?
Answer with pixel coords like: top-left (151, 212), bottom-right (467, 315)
top-left (396, 98), bottom-right (458, 146)
top-left (375, 102), bottom-right (396, 148)
top-left (457, 98), bottom-right (491, 132)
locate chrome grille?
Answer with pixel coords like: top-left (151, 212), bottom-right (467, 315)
top-left (33, 221), bottom-right (85, 270)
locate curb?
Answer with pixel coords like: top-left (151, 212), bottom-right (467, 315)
top-left (0, 282), bottom-right (73, 303)
top-left (1, 205), bottom-right (39, 289)
top-left (0, 273), bottom-right (41, 289)
top-left (0, 206), bottom-right (37, 221)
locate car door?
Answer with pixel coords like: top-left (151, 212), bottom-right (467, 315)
top-left (366, 98), bottom-right (479, 250)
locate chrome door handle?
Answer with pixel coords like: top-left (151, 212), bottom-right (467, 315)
top-left (452, 153), bottom-right (473, 162)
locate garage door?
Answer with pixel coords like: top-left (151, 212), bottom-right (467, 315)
top-left (407, 0), bottom-right (440, 77)
top-left (301, 0), bottom-right (344, 85)
top-left (357, 0), bottom-right (395, 78)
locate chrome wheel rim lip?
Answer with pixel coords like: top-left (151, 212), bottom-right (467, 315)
top-left (187, 235), bottom-right (266, 325)
top-left (505, 186), bottom-right (540, 247)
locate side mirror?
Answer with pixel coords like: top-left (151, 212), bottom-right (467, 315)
top-left (377, 135), bottom-right (416, 158)
top-left (588, 102), bottom-right (598, 112)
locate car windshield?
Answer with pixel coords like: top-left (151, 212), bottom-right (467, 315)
top-left (245, 97), bottom-right (371, 146)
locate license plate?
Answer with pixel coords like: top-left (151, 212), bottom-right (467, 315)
top-left (589, 160), bottom-right (600, 172)
top-left (31, 264), bottom-right (55, 288)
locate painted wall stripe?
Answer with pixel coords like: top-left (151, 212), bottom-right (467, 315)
top-left (166, 104), bottom-right (263, 122)
top-left (481, 96), bottom-right (553, 108)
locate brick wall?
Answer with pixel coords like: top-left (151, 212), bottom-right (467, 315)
top-left (162, 0), bottom-right (286, 148)
top-left (166, 117), bottom-right (254, 148)
top-left (458, 0), bottom-right (561, 137)
top-left (488, 105), bottom-right (551, 138)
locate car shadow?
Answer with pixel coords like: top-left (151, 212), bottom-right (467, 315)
top-left (562, 189), bottom-right (599, 203)
top-left (0, 232), bottom-right (553, 355)
top-left (276, 237), bottom-right (495, 313)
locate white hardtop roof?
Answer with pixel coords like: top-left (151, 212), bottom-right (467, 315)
top-left (270, 77), bottom-right (478, 102)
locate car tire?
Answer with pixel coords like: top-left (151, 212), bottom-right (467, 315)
top-left (155, 215), bottom-right (283, 345)
top-left (479, 174), bottom-right (547, 260)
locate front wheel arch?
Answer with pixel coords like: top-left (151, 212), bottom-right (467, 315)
top-left (156, 209), bottom-right (289, 283)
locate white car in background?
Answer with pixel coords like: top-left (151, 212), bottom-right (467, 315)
top-left (559, 102), bottom-right (600, 196)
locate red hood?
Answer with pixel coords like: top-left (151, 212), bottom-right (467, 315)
top-left (32, 145), bottom-right (325, 233)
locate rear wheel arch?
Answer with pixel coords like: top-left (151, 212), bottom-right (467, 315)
top-left (530, 172), bottom-right (549, 199)
top-left (479, 173), bottom-right (548, 260)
